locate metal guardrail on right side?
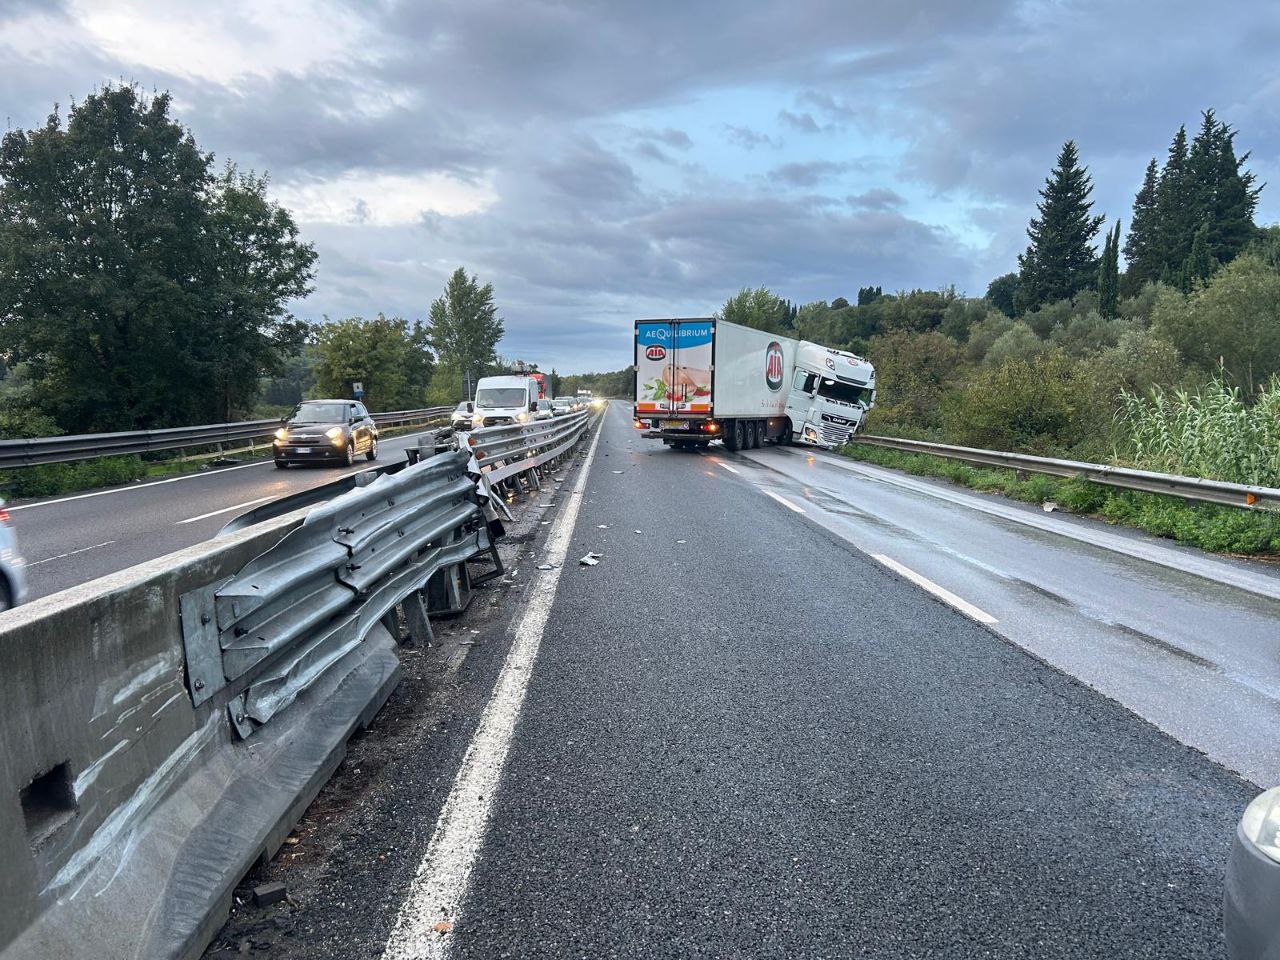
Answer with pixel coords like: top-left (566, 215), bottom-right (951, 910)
top-left (850, 435), bottom-right (1280, 511)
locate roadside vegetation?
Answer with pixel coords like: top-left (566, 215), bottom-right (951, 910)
top-left (717, 111), bottom-right (1279, 555)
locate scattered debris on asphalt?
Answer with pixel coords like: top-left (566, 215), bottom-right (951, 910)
top-left (579, 552), bottom-right (603, 566)
top-left (1043, 501), bottom-right (1059, 512)
top-left (252, 882), bottom-right (288, 907)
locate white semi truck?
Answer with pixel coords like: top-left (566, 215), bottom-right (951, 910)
top-left (633, 317), bottom-right (875, 451)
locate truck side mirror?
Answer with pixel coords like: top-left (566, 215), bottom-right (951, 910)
top-left (529, 401), bottom-right (537, 412)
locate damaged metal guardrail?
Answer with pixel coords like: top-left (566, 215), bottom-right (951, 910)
top-left (0, 445), bottom-right (517, 960)
top-left (851, 435), bottom-right (1280, 511)
top-left (0, 406), bottom-right (452, 469)
top-left (458, 408), bottom-right (593, 487)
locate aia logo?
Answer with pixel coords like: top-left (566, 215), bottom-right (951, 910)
top-left (764, 342), bottom-right (784, 391)
top-left (646, 345), bottom-right (667, 361)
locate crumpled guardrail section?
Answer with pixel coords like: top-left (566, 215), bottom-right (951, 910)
top-left (180, 450), bottom-right (488, 738)
top-left (0, 446), bottom-right (509, 960)
top-left (851, 435), bottom-right (1280, 511)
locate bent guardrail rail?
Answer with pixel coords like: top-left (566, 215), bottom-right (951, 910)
top-left (0, 406), bottom-right (452, 469)
top-left (850, 435), bottom-right (1280, 512)
top-left (0, 448), bottom-right (498, 960)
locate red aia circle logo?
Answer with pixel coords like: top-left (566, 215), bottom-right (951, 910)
top-left (645, 345), bottom-right (667, 361)
top-left (765, 341), bottom-right (784, 391)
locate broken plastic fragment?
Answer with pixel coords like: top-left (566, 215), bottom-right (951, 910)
top-left (433, 921), bottom-right (453, 934)
top-left (1042, 501), bottom-right (1059, 513)
top-left (579, 552), bottom-right (603, 566)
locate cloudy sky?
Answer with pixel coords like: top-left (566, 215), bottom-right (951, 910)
top-left (2, 0), bottom-right (1277, 373)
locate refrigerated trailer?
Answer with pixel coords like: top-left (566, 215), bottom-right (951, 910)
top-left (633, 318), bottom-right (875, 451)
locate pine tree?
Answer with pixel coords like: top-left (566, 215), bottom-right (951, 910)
top-left (1098, 221), bottom-right (1121, 317)
top-left (1122, 158), bottom-right (1160, 290)
top-left (1015, 140), bottom-right (1105, 313)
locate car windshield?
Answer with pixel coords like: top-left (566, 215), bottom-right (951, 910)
top-left (455, 402), bottom-right (472, 412)
top-left (475, 388), bottom-right (527, 408)
top-left (817, 378), bottom-right (872, 406)
top-left (537, 400), bottom-right (552, 409)
top-left (290, 403), bottom-right (347, 423)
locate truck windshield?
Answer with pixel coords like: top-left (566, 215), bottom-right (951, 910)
top-left (476, 388), bottom-right (527, 408)
top-left (818, 379), bottom-right (872, 406)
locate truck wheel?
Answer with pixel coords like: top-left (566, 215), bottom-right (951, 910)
top-left (724, 420), bottom-right (742, 451)
top-left (752, 420), bottom-right (764, 449)
top-left (779, 422), bottom-right (793, 445)
top-left (743, 420), bottom-right (756, 449)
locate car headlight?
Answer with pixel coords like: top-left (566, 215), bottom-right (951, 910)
top-left (517, 412), bottom-right (529, 422)
top-left (1242, 787), bottom-right (1280, 864)
top-left (325, 426), bottom-right (345, 444)
top-left (274, 427), bottom-right (287, 443)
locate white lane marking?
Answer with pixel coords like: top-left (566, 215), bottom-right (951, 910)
top-left (26, 540), bottom-right (117, 567)
top-left (382, 416), bottom-right (605, 960)
top-left (176, 495), bottom-right (277, 524)
top-left (763, 489), bottom-right (805, 513)
top-left (715, 461), bottom-right (741, 475)
top-left (7, 429), bottom-right (435, 512)
top-left (871, 553), bottom-right (998, 625)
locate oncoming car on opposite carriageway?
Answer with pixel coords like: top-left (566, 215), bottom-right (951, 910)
top-left (273, 399), bottom-right (379, 468)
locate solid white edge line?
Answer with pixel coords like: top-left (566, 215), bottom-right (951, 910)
top-left (871, 553), bottom-right (998, 625)
top-left (763, 489), bottom-right (805, 513)
top-left (382, 413), bottom-right (606, 960)
top-left (176, 495), bottom-right (277, 524)
top-left (715, 461), bottom-right (741, 475)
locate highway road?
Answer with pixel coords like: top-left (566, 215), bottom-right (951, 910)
top-left (6, 426), bottom-right (445, 601)
top-left (205, 400), bottom-right (1274, 959)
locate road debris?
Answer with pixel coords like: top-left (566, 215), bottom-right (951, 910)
top-left (579, 552), bottom-right (603, 566)
top-left (252, 882), bottom-right (288, 907)
top-left (1042, 501), bottom-right (1059, 513)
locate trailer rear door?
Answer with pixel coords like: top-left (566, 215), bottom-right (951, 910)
top-left (635, 319), bottom-right (715, 422)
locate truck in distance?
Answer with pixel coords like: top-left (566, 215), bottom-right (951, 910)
top-left (632, 317), bottom-right (875, 451)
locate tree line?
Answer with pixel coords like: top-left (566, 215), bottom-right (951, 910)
top-left (712, 106), bottom-right (1278, 512)
top-left (0, 86), bottom-right (508, 438)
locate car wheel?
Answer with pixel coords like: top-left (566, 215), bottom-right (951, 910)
top-left (0, 578), bottom-right (11, 612)
top-left (366, 438), bottom-right (378, 462)
top-left (274, 459), bottom-right (288, 469)
top-left (345, 442), bottom-right (356, 467)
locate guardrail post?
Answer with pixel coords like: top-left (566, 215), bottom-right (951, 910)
top-left (400, 590), bottom-right (435, 646)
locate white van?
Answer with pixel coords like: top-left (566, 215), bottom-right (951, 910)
top-left (474, 375), bottom-right (538, 428)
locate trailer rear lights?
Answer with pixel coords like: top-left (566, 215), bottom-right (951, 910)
top-left (703, 422), bottom-right (719, 433)
top-left (634, 419), bottom-right (649, 429)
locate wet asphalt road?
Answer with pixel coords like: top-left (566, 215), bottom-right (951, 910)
top-left (439, 402), bottom-right (1253, 958)
top-left (226, 401), bottom-right (1258, 960)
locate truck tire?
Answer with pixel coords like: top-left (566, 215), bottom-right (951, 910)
top-left (724, 420), bottom-right (742, 451)
top-left (779, 422), bottom-right (793, 445)
top-left (752, 420), bottom-right (764, 449)
top-left (744, 420), bottom-right (756, 449)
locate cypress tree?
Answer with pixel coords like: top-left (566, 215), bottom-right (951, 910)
top-left (1207, 120), bottom-right (1260, 262)
top-left (1153, 126), bottom-right (1192, 274)
top-left (1122, 158), bottom-right (1160, 290)
top-left (1182, 221), bottom-right (1215, 290)
top-left (1098, 221), bottom-right (1121, 317)
top-left (1015, 140), bottom-right (1105, 313)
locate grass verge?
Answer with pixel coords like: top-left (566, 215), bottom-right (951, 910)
top-left (840, 441), bottom-right (1280, 558)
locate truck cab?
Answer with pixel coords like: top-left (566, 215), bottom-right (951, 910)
top-left (785, 342), bottom-right (876, 448)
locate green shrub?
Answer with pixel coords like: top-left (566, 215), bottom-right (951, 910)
top-left (0, 455), bottom-right (146, 499)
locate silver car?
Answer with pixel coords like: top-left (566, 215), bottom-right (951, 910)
top-left (0, 500), bottom-right (28, 611)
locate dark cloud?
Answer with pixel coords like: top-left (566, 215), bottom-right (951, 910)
top-left (723, 124), bottom-right (777, 150)
top-left (768, 161), bottom-right (850, 187)
top-left (778, 109), bottom-right (823, 134)
top-left (847, 188), bottom-right (906, 211)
